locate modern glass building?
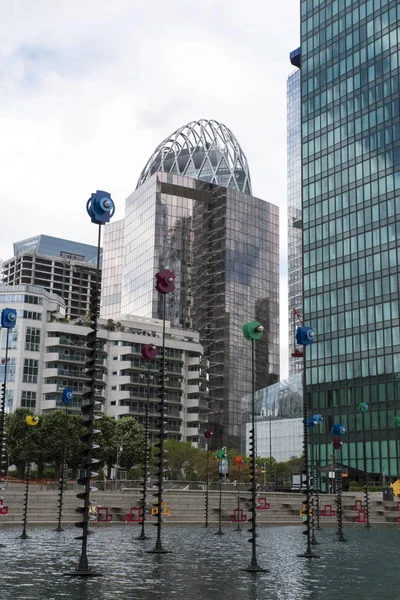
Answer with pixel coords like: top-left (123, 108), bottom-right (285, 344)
top-left (242, 374), bottom-right (303, 461)
top-left (287, 68), bottom-right (303, 375)
top-left (301, 0), bottom-right (400, 481)
top-left (101, 119), bottom-right (280, 448)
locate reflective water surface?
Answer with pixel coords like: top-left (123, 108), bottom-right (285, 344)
top-left (1, 524), bottom-right (399, 600)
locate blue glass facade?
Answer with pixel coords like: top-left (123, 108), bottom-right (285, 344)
top-left (302, 0), bottom-right (400, 477)
top-left (287, 69), bottom-right (303, 375)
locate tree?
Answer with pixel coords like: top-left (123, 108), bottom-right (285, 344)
top-left (115, 417), bottom-right (145, 472)
top-left (162, 440), bottom-right (198, 480)
top-left (39, 410), bottom-right (84, 477)
top-left (95, 415), bottom-right (118, 478)
top-left (6, 408), bottom-right (42, 477)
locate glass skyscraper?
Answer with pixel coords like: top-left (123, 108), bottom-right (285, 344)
top-left (301, 0), bottom-right (400, 480)
top-left (101, 119), bottom-right (280, 447)
top-left (287, 68), bottom-right (303, 375)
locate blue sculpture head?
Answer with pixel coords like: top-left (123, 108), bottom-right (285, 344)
top-left (313, 414), bottom-right (323, 425)
top-left (296, 325), bottom-right (314, 346)
top-left (1, 308), bottom-right (17, 329)
top-left (62, 388), bottom-right (73, 404)
top-left (86, 190), bottom-right (115, 224)
top-left (331, 423), bottom-right (345, 436)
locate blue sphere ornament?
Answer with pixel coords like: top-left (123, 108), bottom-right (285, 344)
top-left (296, 325), bottom-right (315, 346)
top-left (86, 190), bottom-right (115, 224)
top-left (1, 308), bottom-right (17, 329)
top-left (306, 417), bottom-right (315, 429)
top-left (62, 388), bottom-right (73, 404)
top-left (331, 423), bottom-right (345, 436)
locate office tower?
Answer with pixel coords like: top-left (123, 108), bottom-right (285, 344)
top-left (301, 1), bottom-right (400, 481)
top-left (287, 67), bottom-right (303, 375)
top-left (0, 285), bottom-right (207, 446)
top-left (2, 235), bottom-right (100, 320)
top-left (101, 119), bottom-right (280, 447)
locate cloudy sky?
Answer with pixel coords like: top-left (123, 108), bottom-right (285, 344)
top-left (1, 0), bottom-right (299, 376)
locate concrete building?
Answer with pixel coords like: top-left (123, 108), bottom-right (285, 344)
top-left (0, 285), bottom-right (208, 448)
top-left (101, 119), bottom-right (280, 448)
top-left (2, 235), bottom-right (100, 320)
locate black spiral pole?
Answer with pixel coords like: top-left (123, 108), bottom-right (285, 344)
top-left (0, 310), bottom-right (17, 516)
top-left (148, 270), bottom-right (175, 555)
top-left (360, 404), bottom-right (370, 528)
top-left (294, 319), bottom-right (318, 559)
top-left (235, 459), bottom-right (244, 532)
top-left (309, 430), bottom-right (317, 545)
top-left (20, 462), bottom-right (31, 540)
top-left (336, 450), bottom-right (346, 542)
top-left (55, 395), bottom-right (72, 533)
top-left (138, 346), bottom-right (157, 541)
top-left (204, 430), bottom-right (213, 527)
top-left (215, 458), bottom-right (226, 535)
top-left (67, 190), bottom-right (115, 577)
top-left (243, 321), bottom-right (266, 573)
top-left (315, 443), bottom-right (321, 531)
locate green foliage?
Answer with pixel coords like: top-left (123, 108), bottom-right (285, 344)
top-left (162, 439), bottom-right (198, 480)
top-left (6, 408), bottom-right (42, 476)
top-left (38, 409), bottom-right (84, 473)
top-left (115, 417), bottom-right (145, 471)
top-left (95, 415), bottom-right (118, 478)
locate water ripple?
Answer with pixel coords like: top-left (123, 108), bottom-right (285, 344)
top-left (0, 525), bottom-right (398, 599)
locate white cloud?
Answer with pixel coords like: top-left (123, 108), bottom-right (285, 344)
top-left (1, 0), bottom-right (299, 378)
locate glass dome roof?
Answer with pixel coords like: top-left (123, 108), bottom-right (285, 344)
top-left (136, 119), bottom-right (252, 194)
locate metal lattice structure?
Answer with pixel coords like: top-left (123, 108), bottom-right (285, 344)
top-left (136, 119), bottom-right (252, 194)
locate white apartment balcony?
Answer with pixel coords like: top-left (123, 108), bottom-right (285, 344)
top-left (186, 357), bottom-right (201, 367)
top-left (187, 370), bottom-right (200, 380)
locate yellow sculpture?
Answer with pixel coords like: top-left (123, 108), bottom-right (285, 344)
top-left (25, 415), bottom-right (39, 426)
top-left (151, 501), bottom-right (171, 516)
top-left (391, 480), bottom-right (400, 498)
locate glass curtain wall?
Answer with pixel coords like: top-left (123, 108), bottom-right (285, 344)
top-left (301, 0), bottom-right (400, 480)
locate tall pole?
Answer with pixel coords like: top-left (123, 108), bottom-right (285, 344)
top-left (20, 462), bottom-right (31, 540)
top-left (138, 344), bottom-right (157, 541)
top-left (295, 320), bottom-right (318, 559)
top-left (269, 413), bottom-right (272, 490)
top-left (149, 269), bottom-right (175, 554)
top-left (234, 457), bottom-right (244, 532)
top-left (315, 441), bottom-right (321, 530)
top-left (0, 310), bottom-right (17, 493)
top-left (331, 423), bottom-right (346, 542)
top-left (310, 428), bottom-right (317, 545)
top-left (56, 390), bottom-right (72, 533)
top-left (360, 404), bottom-right (370, 528)
top-left (68, 189), bottom-right (115, 577)
top-left (242, 320), bottom-right (266, 573)
top-left (204, 429), bottom-right (213, 527)
top-left (21, 414), bottom-right (40, 540)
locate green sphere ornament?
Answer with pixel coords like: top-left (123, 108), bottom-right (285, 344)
top-left (242, 320), bottom-right (264, 341)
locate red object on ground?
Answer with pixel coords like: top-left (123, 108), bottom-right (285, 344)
top-left (125, 507), bottom-right (142, 523)
top-left (320, 504), bottom-right (336, 517)
top-left (229, 509), bottom-right (247, 522)
top-left (356, 510), bottom-right (367, 523)
top-left (256, 497), bottom-right (271, 510)
top-left (97, 507), bottom-right (112, 522)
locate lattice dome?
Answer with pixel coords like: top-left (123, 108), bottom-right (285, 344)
top-left (136, 119), bottom-right (252, 194)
